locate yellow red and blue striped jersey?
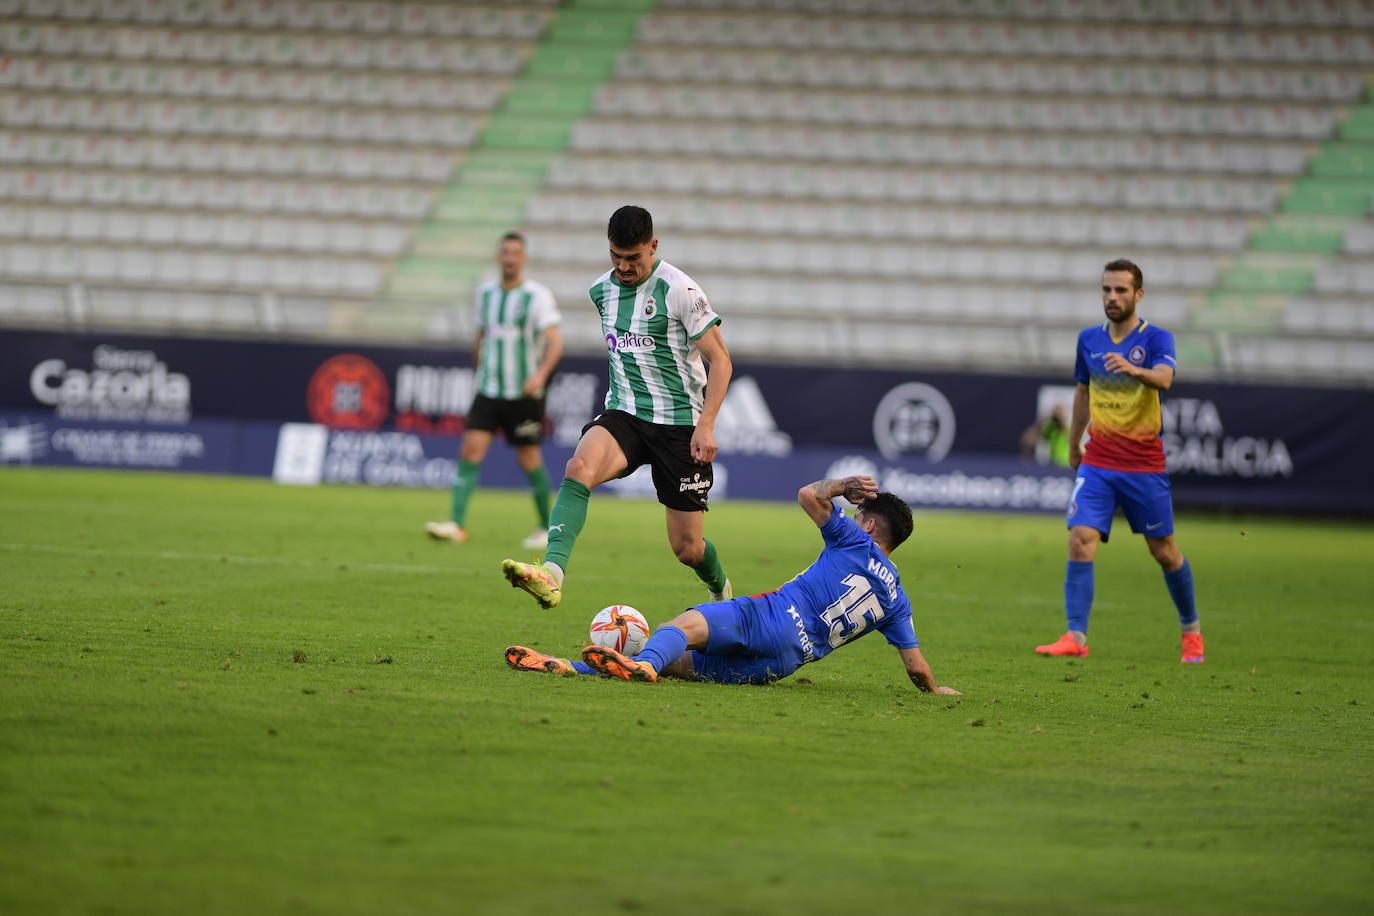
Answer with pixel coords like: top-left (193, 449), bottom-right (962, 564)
top-left (1074, 319), bottom-right (1177, 473)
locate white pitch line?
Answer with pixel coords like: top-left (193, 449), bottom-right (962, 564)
top-left (923, 590), bottom-right (1123, 610)
top-left (0, 543), bottom-right (1126, 608)
top-left (0, 542), bottom-right (461, 576)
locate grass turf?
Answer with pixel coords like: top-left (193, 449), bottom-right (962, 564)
top-left (1, 467), bottom-right (1371, 915)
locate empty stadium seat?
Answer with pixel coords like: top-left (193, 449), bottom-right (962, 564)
top-left (0, 0), bottom-right (1365, 379)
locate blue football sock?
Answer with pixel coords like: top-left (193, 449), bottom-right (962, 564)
top-left (636, 625), bottom-right (689, 673)
top-left (1164, 558), bottom-right (1198, 628)
top-left (570, 660), bottom-right (596, 675)
top-left (1065, 560), bottom-right (1094, 635)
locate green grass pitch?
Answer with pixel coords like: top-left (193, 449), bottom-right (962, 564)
top-left (2, 467), bottom-right (1371, 915)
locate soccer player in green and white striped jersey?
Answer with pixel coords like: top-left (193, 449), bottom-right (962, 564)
top-left (426, 232), bottom-right (563, 549)
top-left (502, 206), bottom-right (733, 609)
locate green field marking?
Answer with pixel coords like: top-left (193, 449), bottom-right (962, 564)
top-left (1, 467), bottom-right (1372, 916)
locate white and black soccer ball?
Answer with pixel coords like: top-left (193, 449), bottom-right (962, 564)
top-left (588, 605), bottom-right (651, 656)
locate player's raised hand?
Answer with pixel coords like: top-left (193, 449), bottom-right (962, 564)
top-left (841, 475), bottom-right (879, 505)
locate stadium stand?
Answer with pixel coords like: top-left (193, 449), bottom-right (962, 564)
top-left (0, 0), bottom-right (556, 337)
top-left (1, 0), bottom-right (1372, 381)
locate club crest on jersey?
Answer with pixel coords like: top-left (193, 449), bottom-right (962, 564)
top-left (1128, 345), bottom-right (1147, 364)
top-left (642, 297), bottom-right (657, 318)
top-left (606, 332), bottom-right (656, 352)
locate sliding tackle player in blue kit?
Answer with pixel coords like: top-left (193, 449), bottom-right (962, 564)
top-left (504, 475), bottom-right (959, 695)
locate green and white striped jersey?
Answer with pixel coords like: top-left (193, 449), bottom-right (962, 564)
top-left (473, 278), bottom-right (560, 400)
top-left (588, 259), bottom-right (722, 426)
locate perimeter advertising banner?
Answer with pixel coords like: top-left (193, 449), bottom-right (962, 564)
top-left (2, 329), bottom-right (1371, 515)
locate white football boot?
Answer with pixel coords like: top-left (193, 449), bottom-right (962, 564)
top-left (424, 520), bottom-right (468, 543)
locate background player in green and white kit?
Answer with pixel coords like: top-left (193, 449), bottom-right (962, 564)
top-left (425, 232), bottom-right (563, 549)
top-left (502, 206), bottom-right (733, 609)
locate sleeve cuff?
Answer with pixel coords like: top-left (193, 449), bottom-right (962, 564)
top-left (688, 316), bottom-right (722, 341)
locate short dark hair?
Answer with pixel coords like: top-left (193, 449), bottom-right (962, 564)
top-left (608, 206), bottom-right (654, 248)
top-left (861, 492), bottom-right (914, 551)
top-left (500, 231), bottom-right (526, 247)
top-left (1103, 258), bottom-right (1143, 290)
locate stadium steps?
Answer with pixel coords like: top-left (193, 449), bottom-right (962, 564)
top-left (1279, 177), bottom-right (1374, 215)
top-left (1173, 331), bottom-right (1220, 371)
top-left (1197, 95), bottom-right (1374, 342)
top-left (383, 0), bottom-right (655, 304)
top-left (1200, 251), bottom-right (1323, 327)
top-left (1248, 214), bottom-right (1354, 254)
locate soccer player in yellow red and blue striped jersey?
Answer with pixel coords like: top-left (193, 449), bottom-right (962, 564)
top-left (1035, 259), bottom-right (1205, 664)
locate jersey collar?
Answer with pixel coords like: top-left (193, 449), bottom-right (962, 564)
top-left (1102, 317), bottom-right (1148, 343)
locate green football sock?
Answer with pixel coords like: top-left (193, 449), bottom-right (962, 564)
top-left (525, 466), bottom-right (552, 528)
top-left (544, 478), bottom-right (590, 571)
top-left (450, 459), bottom-right (479, 526)
top-left (693, 538), bottom-right (728, 594)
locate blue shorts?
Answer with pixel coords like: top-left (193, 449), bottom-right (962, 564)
top-left (688, 596), bottom-right (802, 685)
top-left (1066, 463), bottom-right (1174, 542)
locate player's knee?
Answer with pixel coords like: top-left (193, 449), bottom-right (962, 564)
top-left (1149, 541), bottom-right (1181, 569)
top-left (664, 608), bottom-right (710, 648)
top-left (672, 541), bottom-right (703, 566)
top-left (563, 454), bottom-right (592, 483)
top-left (1067, 529), bottom-right (1098, 561)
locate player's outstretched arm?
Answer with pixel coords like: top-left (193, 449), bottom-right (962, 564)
top-left (899, 647), bottom-right (960, 695)
top-left (796, 475), bottom-right (879, 526)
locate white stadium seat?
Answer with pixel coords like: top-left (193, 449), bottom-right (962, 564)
top-left (0, 0), bottom-right (1362, 381)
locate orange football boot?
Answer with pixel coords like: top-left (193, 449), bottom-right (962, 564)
top-left (1181, 631), bottom-right (1206, 664)
top-left (505, 645), bottom-right (575, 676)
top-left (581, 645), bottom-right (658, 683)
top-left (1035, 632), bottom-right (1090, 657)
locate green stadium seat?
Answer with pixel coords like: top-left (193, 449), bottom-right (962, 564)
top-left (1280, 178), bottom-right (1374, 215)
top-left (1249, 214), bottom-right (1355, 253)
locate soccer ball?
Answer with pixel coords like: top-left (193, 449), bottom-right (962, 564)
top-left (588, 605), bottom-right (651, 656)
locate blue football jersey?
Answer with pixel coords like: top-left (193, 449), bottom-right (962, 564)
top-left (768, 506), bottom-right (919, 665)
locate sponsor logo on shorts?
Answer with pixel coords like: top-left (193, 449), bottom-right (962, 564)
top-left (606, 332), bottom-right (656, 352)
top-left (679, 472), bottom-right (711, 493)
top-left (513, 419), bottom-right (542, 440)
